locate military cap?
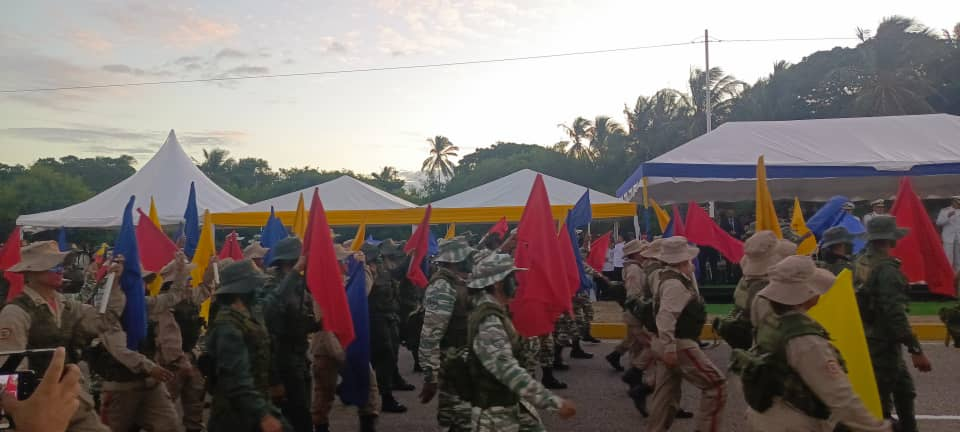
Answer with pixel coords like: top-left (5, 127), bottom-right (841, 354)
top-left (268, 237), bottom-right (302, 266)
top-left (870, 199), bottom-right (885, 207)
top-left (758, 255), bottom-right (835, 306)
top-left (7, 241), bottom-right (67, 273)
top-left (820, 226), bottom-right (858, 249)
top-left (434, 237), bottom-right (474, 263)
top-left (467, 253), bottom-right (526, 289)
top-left (864, 215), bottom-right (908, 241)
top-left (380, 239), bottom-right (406, 258)
top-left (215, 259), bottom-right (266, 295)
top-left (842, 202), bottom-right (855, 211)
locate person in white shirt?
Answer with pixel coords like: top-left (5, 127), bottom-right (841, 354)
top-left (612, 235), bottom-right (625, 282)
top-left (863, 199), bottom-right (887, 226)
top-left (936, 196), bottom-right (960, 271)
top-left (843, 202), bottom-right (861, 223)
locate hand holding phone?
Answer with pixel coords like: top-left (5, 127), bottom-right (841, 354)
top-left (0, 348), bottom-right (81, 431)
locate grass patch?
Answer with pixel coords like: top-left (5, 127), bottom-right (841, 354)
top-left (705, 301), bottom-right (956, 317)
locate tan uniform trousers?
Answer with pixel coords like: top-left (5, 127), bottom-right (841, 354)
top-left (164, 363), bottom-right (206, 431)
top-left (100, 379), bottom-right (180, 432)
top-left (747, 402), bottom-right (838, 432)
top-left (69, 391), bottom-right (110, 432)
top-left (622, 313), bottom-right (655, 372)
top-left (648, 346), bottom-right (726, 432)
top-left (311, 331), bottom-right (380, 425)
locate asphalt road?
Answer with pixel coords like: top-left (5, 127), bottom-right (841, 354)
top-left (327, 341), bottom-right (960, 431)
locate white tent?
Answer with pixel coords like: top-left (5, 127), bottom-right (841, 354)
top-left (231, 175), bottom-right (415, 213)
top-left (17, 130), bottom-right (247, 229)
top-left (617, 114), bottom-right (960, 203)
top-left (433, 169), bottom-right (626, 208)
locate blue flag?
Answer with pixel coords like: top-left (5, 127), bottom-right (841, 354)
top-left (421, 230), bottom-right (439, 278)
top-left (663, 218), bottom-right (675, 238)
top-left (644, 207), bottom-right (653, 240)
top-left (57, 227), bottom-right (69, 252)
top-left (339, 257), bottom-right (370, 406)
top-left (183, 182), bottom-right (200, 259)
top-left (565, 210), bottom-right (596, 294)
top-left (114, 196), bottom-right (147, 350)
top-left (837, 214), bottom-right (867, 254)
top-left (806, 196), bottom-right (848, 240)
top-left (261, 206), bottom-right (290, 266)
top-left (364, 235), bottom-right (382, 246)
top-left (568, 190), bottom-right (592, 229)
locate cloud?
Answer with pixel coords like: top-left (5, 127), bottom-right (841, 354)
top-left (101, 64), bottom-right (173, 77)
top-left (215, 48), bottom-right (248, 60)
top-left (70, 31), bottom-right (113, 53)
top-left (215, 65), bottom-right (270, 78)
top-left (98, 2), bottom-right (238, 47)
top-left (0, 127), bottom-right (248, 157)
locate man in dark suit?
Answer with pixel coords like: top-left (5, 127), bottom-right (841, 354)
top-left (718, 209), bottom-right (745, 240)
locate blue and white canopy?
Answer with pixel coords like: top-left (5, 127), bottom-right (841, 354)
top-left (617, 114), bottom-right (960, 204)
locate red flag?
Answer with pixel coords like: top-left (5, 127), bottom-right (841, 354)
top-left (218, 231), bottom-right (244, 261)
top-left (557, 223), bottom-right (580, 299)
top-left (890, 177), bottom-right (956, 297)
top-left (512, 175), bottom-right (571, 337)
top-left (671, 204), bottom-right (686, 237)
top-left (403, 206), bottom-right (432, 288)
top-left (488, 217), bottom-right (509, 237)
top-left (586, 232), bottom-right (612, 271)
top-left (1, 228), bottom-right (24, 301)
top-left (304, 189), bottom-right (356, 347)
top-left (135, 209), bottom-right (178, 272)
top-left (684, 201), bottom-right (745, 263)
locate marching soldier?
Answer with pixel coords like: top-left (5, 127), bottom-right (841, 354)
top-left (853, 216), bottom-right (931, 432)
top-left (647, 237), bottom-right (725, 432)
top-left (464, 253), bottom-right (576, 431)
top-left (204, 259), bottom-right (287, 432)
top-left (367, 240), bottom-right (409, 413)
top-left (417, 237), bottom-right (475, 431)
top-left (744, 255), bottom-right (892, 431)
top-left (263, 237), bottom-right (319, 432)
top-left (605, 239), bottom-right (648, 372)
top-left (0, 241), bottom-right (121, 431)
top-left (817, 226), bottom-right (857, 275)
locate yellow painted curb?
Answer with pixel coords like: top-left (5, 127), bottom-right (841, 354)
top-left (591, 322), bottom-right (948, 342)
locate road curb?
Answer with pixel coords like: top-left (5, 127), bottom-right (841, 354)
top-left (591, 322), bottom-right (948, 342)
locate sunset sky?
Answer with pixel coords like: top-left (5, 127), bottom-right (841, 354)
top-left (0, 0), bottom-right (952, 176)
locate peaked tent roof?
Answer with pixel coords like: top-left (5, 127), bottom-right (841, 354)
top-left (232, 176), bottom-right (415, 213)
top-left (18, 130), bottom-right (248, 229)
top-left (617, 114), bottom-right (960, 203)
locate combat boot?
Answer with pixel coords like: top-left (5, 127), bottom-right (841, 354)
top-left (553, 346), bottom-right (570, 371)
top-left (605, 350), bottom-right (624, 371)
top-left (675, 409), bottom-right (694, 419)
top-left (627, 384), bottom-right (651, 417)
top-left (359, 415), bottom-right (377, 432)
top-left (381, 394), bottom-right (408, 413)
top-left (581, 328), bottom-right (601, 344)
top-left (392, 372), bottom-right (415, 391)
top-left (570, 340), bottom-right (594, 359)
top-left (621, 367), bottom-right (643, 387)
top-left (541, 367), bottom-right (568, 390)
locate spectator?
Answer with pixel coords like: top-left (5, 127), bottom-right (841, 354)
top-left (719, 209), bottom-right (746, 240)
top-left (611, 235), bottom-right (625, 282)
top-left (863, 199), bottom-right (887, 226)
top-left (937, 196), bottom-right (960, 272)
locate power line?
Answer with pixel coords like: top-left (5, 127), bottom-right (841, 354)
top-left (0, 36), bottom-right (861, 93)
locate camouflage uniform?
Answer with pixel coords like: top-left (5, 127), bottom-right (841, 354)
top-left (854, 242), bottom-right (922, 432)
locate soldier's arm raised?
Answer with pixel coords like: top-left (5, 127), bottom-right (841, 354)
top-left (473, 314), bottom-right (563, 412)
top-left (418, 279), bottom-right (455, 385)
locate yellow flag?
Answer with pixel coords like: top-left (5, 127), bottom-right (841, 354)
top-left (351, 223), bottom-right (366, 252)
top-left (650, 198), bottom-right (671, 232)
top-left (147, 276), bottom-right (164, 297)
top-left (755, 156), bottom-right (783, 238)
top-left (292, 193), bottom-right (307, 239)
top-left (444, 223), bottom-right (456, 239)
top-left (808, 270), bottom-right (883, 419)
top-left (791, 198), bottom-right (817, 256)
top-left (148, 197), bottom-right (161, 229)
top-left (191, 210), bottom-right (216, 320)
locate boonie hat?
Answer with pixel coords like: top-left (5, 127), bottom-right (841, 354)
top-left (640, 239), bottom-right (663, 259)
top-left (380, 239), bottom-right (406, 258)
top-left (8, 241), bottom-right (68, 273)
top-left (657, 237), bottom-right (699, 265)
top-left (820, 226), bottom-right (858, 249)
top-left (622, 239), bottom-right (647, 257)
top-left (216, 259), bottom-right (266, 295)
top-left (434, 237), bottom-right (474, 263)
top-left (739, 231), bottom-right (779, 276)
top-left (243, 241), bottom-right (268, 260)
top-left (864, 215), bottom-right (908, 242)
top-left (758, 255), bottom-right (835, 306)
top-left (268, 237), bottom-right (302, 266)
top-left (467, 253), bottom-right (526, 289)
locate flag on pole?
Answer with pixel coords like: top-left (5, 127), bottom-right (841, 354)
top-left (351, 224), bottom-right (366, 252)
top-left (1, 227), bottom-right (24, 302)
top-left (890, 177), bottom-right (957, 297)
top-left (444, 223), bottom-right (456, 240)
top-left (684, 201), bottom-right (744, 263)
top-left (148, 197), bottom-right (161, 229)
top-left (512, 174), bottom-right (571, 337)
top-left (809, 270), bottom-right (883, 419)
top-left (564, 191), bottom-right (595, 293)
top-left (665, 204), bottom-right (686, 238)
top-left (586, 232), bottom-right (612, 271)
top-left (338, 256), bottom-right (370, 406)
top-left (261, 206), bottom-right (289, 266)
top-left (558, 222), bottom-right (582, 300)
top-left (94, 243), bottom-right (108, 266)
top-left (488, 217), bottom-right (509, 238)
top-left (304, 188), bottom-right (355, 347)
top-left (183, 182), bottom-right (200, 259)
top-left (755, 156), bottom-right (783, 238)
top-left (218, 231), bottom-right (244, 261)
top-left (136, 208), bottom-right (178, 296)
top-left (650, 199), bottom-right (671, 232)
top-left (791, 198), bottom-right (817, 256)
top-left (292, 193), bottom-right (308, 239)
top-left (114, 196), bottom-right (147, 350)
top-left (57, 227), bottom-right (69, 252)
top-left (192, 210), bottom-right (216, 320)
top-left (403, 206), bottom-right (432, 289)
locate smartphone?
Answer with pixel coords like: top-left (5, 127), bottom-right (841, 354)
top-left (0, 371), bottom-right (38, 430)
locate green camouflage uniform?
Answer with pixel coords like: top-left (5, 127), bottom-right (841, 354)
top-left (552, 314), bottom-right (578, 347)
top-left (399, 275), bottom-right (425, 369)
top-left (716, 276), bottom-right (770, 350)
top-left (854, 245), bottom-right (922, 432)
top-left (419, 268), bottom-right (473, 430)
top-left (535, 334), bottom-right (554, 369)
top-left (817, 252), bottom-right (853, 276)
top-left (469, 293), bottom-right (562, 432)
top-left (369, 260), bottom-right (403, 396)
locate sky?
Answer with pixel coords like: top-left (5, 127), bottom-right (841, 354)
top-left (0, 0), bottom-right (954, 178)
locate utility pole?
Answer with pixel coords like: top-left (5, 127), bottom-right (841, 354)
top-left (704, 28), bottom-right (712, 133)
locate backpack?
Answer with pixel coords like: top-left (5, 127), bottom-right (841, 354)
top-left (623, 295), bottom-right (657, 332)
top-left (713, 311), bottom-right (754, 350)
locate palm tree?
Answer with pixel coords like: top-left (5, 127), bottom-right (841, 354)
top-left (623, 89), bottom-right (693, 160)
top-left (686, 67), bottom-right (746, 136)
top-left (421, 136), bottom-right (459, 182)
top-left (370, 166), bottom-right (405, 193)
top-left (557, 117), bottom-right (593, 160)
top-left (198, 148), bottom-right (236, 184)
top-left (586, 115), bottom-right (626, 155)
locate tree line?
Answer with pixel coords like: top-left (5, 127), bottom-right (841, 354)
top-left (0, 17), bottom-right (957, 240)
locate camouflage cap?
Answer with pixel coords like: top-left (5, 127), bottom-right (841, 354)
top-left (267, 236), bottom-right (302, 266)
top-left (864, 215), bottom-right (908, 241)
top-left (216, 259), bottom-right (266, 295)
top-left (820, 226), bottom-right (858, 248)
top-left (466, 253), bottom-right (526, 289)
top-left (434, 237), bottom-right (474, 263)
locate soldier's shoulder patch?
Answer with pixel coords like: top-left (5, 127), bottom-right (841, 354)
top-left (824, 359), bottom-right (843, 377)
top-left (0, 328), bottom-right (12, 340)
